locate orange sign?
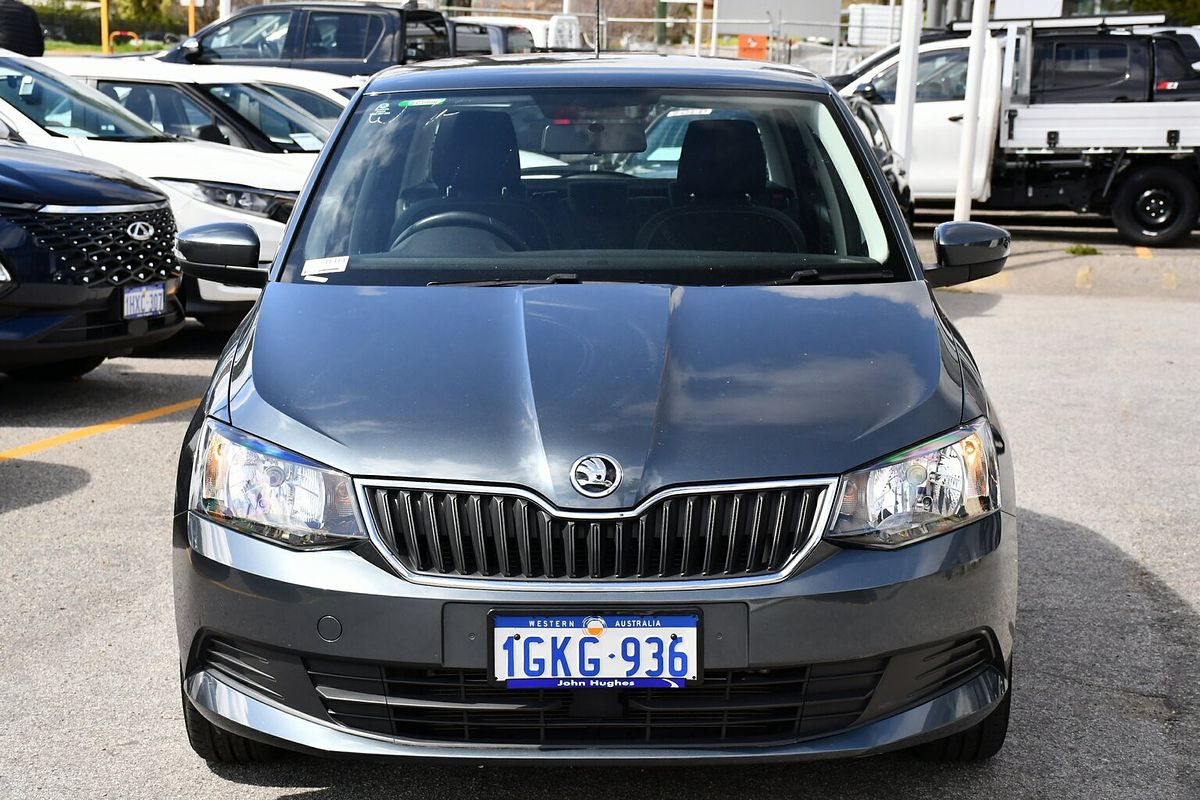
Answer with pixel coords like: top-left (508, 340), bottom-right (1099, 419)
top-left (738, 34), bottom-right (767, 61)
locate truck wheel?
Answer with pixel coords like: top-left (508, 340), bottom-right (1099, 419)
top-left (181, 683), bottom-right (279, 764)
top-left (912, 681), bottom-right (1011, 762)
top-left (2, 356), bottom-right (106, 381)
top-left (1111, 166), bottom-right (1199, 247)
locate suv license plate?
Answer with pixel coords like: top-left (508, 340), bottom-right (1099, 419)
top-left (492, 613), bottom-right (700, 689)
top-left (123, 283), bottom-right (165, 320)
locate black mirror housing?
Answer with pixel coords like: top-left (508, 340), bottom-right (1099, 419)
top-left (176, 223), bottom-right (267, 288)
top-left (926, 221), bottom-right (1010, 288)
top-left (857, 83), bottom-right (879, 103)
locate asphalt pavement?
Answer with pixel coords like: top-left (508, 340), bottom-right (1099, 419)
top-left (0, 220), bottom-right (1197, 799)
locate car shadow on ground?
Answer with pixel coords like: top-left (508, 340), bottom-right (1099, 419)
top-left (203, 509), bottom-right (1200, 799)
top-left (0, 459), bottom-right (90, 515)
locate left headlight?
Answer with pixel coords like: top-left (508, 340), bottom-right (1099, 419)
top-left (826, 418), bottom-right (1000, 549)
top-left (158, 179), bottom-right (296, 222)
top-left (191, 419), bottom-right (365, 549)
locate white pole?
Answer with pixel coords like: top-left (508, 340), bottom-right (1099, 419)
top-left (891, 0), bottom-right (923, 167)
top-left (694, 0), bottom-right (703, 57)
top-left (709, 0), bottom-right (719, 56)
top-left (219, 0), bottom-right (232, 21)
top-left (830, 26), bottom-right (839, 73)
top-left (953, 0), bottom-right (988, 220)
top-left (888, 0), bottom-right (898, 43)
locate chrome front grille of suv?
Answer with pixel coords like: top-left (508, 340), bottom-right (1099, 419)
top-left (5, 203), bottom-right (178, 287)
top-left (363, 478), bottom-right (836, 585)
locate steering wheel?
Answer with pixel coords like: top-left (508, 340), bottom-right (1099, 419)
top-left (390, 211), bottom-right (529, 251)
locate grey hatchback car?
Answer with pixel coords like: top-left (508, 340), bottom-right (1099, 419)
top-left (173, 55), bottom-right (1016, 765)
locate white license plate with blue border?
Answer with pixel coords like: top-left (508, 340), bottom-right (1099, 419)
top-left (122, 282), bottom-right (165, 319)
top-left (492, 613), bottom-right (700, 689)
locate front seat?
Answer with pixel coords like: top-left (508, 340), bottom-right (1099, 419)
top-left (635, 119), bottom-right (806, 253)
top-left (389, 109), bottom-right (552, 250)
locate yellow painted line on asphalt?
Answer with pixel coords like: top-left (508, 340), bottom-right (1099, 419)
top-left (1163, 269), bottom-right (1179, 290)
top-left (1136, 246), bottom-right (1153, 259)
top-left (0, 398), bottom-right (200, 462)
top-left (1075, 265), bottom-right (1093, 289)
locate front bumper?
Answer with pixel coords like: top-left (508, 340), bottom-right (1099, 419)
top-left (175, 510), bottom-right (1017, 761)
top-left (0, 283), bottom-right (184, 368)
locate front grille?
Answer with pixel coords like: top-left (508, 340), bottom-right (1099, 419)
top-left (366, 482), bottom-right (832, 582)
top-left (299, 634), bottom-right (995, 746)
top-left (4, 205), bottom-right (178, 287)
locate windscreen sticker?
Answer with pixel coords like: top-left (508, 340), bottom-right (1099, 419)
top-left (302, 256), bottom-right (348, 280)
top-left (367, 101), bottom-right (393, 124)
top-left (397, 98), bottom-right (445, 108)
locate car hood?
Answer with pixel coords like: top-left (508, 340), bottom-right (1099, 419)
top-left (66, 138), bottom-right (313, 192)
top-left (0, 142), bottom-right (163, 206)
top-left (224, 281), bottom-right (964, 510)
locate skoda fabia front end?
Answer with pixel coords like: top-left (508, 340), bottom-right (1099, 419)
top-left (173, 55), bottom-right (1017, 765)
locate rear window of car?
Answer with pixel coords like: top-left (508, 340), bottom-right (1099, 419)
top-left (281, 87), bottom-right (905, 287)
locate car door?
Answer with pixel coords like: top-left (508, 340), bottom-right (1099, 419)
top-left (193, 9), bottom-right (297, 66)
top-left (296, 10), bottom-right (388, 74)
top-left (853, 41), bottom-right (998, 200)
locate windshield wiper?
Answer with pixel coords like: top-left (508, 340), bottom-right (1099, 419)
top-left (428, 273), bottom-right (581, 287)
top-left (769, 268), bottom-right (894, 285)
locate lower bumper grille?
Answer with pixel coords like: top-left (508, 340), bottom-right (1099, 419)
top-left (289, 634), bottom-right (995, 747)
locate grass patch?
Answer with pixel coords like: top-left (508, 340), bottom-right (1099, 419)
top-left (45, 40), bottom-right (166, 55)
top-left (1065, 244), bottom-right (1100, 256)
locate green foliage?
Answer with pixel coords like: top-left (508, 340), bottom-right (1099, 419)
top-left (1131, 0), bottom-right (1200, 25)
top-left (1065, 244), bottom-right (1101, 256)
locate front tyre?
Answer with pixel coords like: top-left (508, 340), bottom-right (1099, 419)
top-left (1111, 166), bottom-right (1199, 247)
top-left (913, 682), bottom-right (1010, 762)
top-left (181, 682), bottom-right (279, 764)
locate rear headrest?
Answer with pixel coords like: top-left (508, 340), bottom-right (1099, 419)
top-left (123, 86), bottom-right (155, 122)
top-left (430, 110), bottom-right (521, 200)
top-left (676, 119), bottom-right (767, 200)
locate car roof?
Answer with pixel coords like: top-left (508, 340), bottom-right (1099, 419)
top-left (366, 54), bottom-right (830, 95)
top-left (35, 57), bottom-right (359, 92)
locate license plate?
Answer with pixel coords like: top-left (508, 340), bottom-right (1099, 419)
top-left (491, 613), bottom-right (700, 689)
top-left (123, 282), bottom-right (165, 320)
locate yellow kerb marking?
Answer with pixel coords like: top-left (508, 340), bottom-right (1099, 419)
top-left (1135, 247), bottom-right (1153, 259)
top-left (0, 398), bottom-right (199, 462)
top-left (1162, 270), bottom-right (1178, 290)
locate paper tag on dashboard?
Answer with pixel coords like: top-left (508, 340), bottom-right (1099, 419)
top-left (302, 256), bottom-right (348, 279)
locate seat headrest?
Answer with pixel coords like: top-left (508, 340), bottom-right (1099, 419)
top-left (430, 110), bottom-right (521, 200)
top-left (676, 119), bottom-right (767, 200)
top-left (123, 86), bottom-right (155, 123)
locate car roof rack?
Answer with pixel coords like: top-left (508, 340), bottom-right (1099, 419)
top-left (948, 12), bottom-right (1167, 33)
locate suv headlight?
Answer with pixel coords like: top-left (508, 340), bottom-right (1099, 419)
top-left (0, 262), bottom-right (11, 283)
top-left (826, 418), bottom-right (1000, 549)
top-left (158, 179), bottom-right (296, 222)
top-left (191, 419), bottom-right (365, 549)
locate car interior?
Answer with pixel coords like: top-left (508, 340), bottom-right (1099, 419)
top-left (288, 90), bottom-right (894, 282)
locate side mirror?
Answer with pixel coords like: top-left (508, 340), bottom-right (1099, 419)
top-left (181, 37), bottom-right (203, 63)
top-left (856, 83), bottom-right (880, 103)
top-left (175, 223), bottom-right (267, 288)
top-left (925, 221), bottom-right (1010, 288)
top-left (194, 121), bottom-right (228, 144)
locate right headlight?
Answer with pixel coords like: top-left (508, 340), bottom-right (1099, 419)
top-left (158, 179), bottom-right (296, 222)
top-left (191, 418), bottom-right (365, 549)
top-left (826, 418), bottom-right (1000, 549)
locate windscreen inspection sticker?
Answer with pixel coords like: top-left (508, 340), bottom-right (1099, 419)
top-left (368, 98), bottom-right (444, 124)
top-left (302, 256), bottom-right (348, 281)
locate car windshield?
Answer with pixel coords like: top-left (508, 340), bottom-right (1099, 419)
top-left (203, 83), bottom-right (329, 152)
top-left (261, 84), bottom-right (345, 125)
top-left (0, 58), bottom-right (167, 140)
top-left (282, 87), bottom-right (903, 286)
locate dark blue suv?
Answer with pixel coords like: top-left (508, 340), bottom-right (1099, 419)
top-left (0, 139), bottom-right (184, 380)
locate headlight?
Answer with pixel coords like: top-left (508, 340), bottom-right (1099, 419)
top-left (0, 262), bottom-right (11, 283)
top-left (191, 419), bottom-right (365, 549)
top-left (158, 179), bottom-right (296, 222)
top-left (826, 418), bottom-right (1000, 549)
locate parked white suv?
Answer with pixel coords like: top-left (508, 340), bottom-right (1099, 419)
top-left (0, 52), bottom-right (313, 327)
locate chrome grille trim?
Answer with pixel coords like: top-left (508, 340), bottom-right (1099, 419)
top-left (354, 477), bottom-right (839, 591)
